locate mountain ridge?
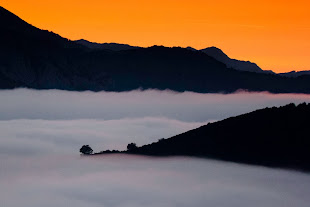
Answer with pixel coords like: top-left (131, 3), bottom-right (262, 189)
top-left (75, 40), bottom-right (304, 77)
top-left (200, 46), bottom-right (274, 74)
top-left (75, 39), bottom-right (140, 51)
top-left (1, 6), bottom-right (310, 93)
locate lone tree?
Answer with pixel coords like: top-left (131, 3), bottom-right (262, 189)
top-left (127, 143), bottom-right (138, 151)
top-left (80, 145), bottom-right (93, 155)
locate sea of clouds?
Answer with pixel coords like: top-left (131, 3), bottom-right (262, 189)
top-left (1, 88), bottom-right (310, 121)
top-left (2, 154), bottom-right (310, 207)
top-left (1, 89), bottom-right (310, 207)
top-left (1, 88), bottom-right (310, 152)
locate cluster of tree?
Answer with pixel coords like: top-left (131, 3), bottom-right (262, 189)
top-left (79, 142), bottom-right (139, 155)
top-left (127, 143), bottom-right (138, 151)
top-left (80, 145), bottom-right (93, 155)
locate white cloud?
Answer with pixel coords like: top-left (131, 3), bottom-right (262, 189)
top-left (0, 88), bottom-right (309, 121)
top-left (0, 118), bottom-right (208, 155)
top-left (2, 155), bottom-right (310, 207)
top-left (1, 89), bottom-right (310, 207)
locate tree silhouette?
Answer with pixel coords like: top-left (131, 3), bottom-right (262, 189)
top-left (127, 143), bottom-right (138, 151)
top-left (80, 145), bottom-right (93, 155)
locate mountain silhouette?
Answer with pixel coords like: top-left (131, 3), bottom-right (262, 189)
top-left (200, 47), bottom-right (274, 74)
top-left (75, 39), bottom-right (139, 51)
top-left (1, 6), bottom-right (310, 93)
top-left (128, 103), bottom-right (310, 171)
top-left (75, 42), bottom-right (306, 77)
top-left (0, 6), bottom-right (94, 90)
top-left (279, 70), bottom-right (310, 78)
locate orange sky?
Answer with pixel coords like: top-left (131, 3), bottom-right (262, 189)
top-left (2, 0), bottom-right (310, 72)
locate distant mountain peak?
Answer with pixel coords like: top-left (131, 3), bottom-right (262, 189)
top-left (186, 46), bottom-right (197, 51)
top-left (200, 46), bottom-right (273, 74)
top-left (202, 46), bottom-right (229, 59)
top-left (206, 46), bottom-right (226, 54)
top-left (207, 46), bottom-right (224, 51)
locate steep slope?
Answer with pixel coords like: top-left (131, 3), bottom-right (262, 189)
top-left (129, 103), bottom-right (310, 171)
top-left (0, 6), bottom-right (110, 90)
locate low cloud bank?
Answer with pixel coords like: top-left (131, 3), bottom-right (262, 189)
top-left (2, 155), bottom-right (310, 207)
top-left (2, 89), bottom-right (309, 155)
top-left (0, 89), bottom-right (309, 121)
top-left (1, 89), bottom-right (310, 207)
top-left (0, 118), bottom-right (208, 155)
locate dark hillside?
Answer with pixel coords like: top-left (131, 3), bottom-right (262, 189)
top-left (130, 103), bottom-right (310, 171)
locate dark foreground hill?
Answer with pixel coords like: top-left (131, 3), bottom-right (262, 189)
top-left (1, 6), bottom-right (310, 93)
top-left (128, 103), bottom-right (310, 171)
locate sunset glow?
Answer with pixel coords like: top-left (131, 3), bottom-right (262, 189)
top-left (2, 0), bottom-right (310, 72)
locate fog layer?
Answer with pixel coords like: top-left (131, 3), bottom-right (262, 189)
top-left (1, 89), bottom-right (310, 207)
top-left (2, 155), bottom-right (310, 207)
top-left (1, 88), bottom-right (309, 121)
top-left (1, 89), bottom-right (310, 152)
top-left (0, 118), bottom-right (207, 154)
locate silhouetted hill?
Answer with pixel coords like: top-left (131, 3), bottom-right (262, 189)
top-left (75, 39), bottom-right (140, 51)
top-left (279, 70), bottom-right (310, 78)
top-left (200, 47), bottom-right (274, 74)
top-left (0, 6), bottom-right (98, 90)
top-left (67, 45), bottom-right (310, 93)
top-left (1, 6), bottom-right (310, 93)
top-left (129, 103), bottom-right (310, 171)
top-left (190, 46), bottom-right (308, 77)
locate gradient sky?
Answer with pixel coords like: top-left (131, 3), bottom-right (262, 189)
top-left (2, 0), bottom-right (310, 72)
